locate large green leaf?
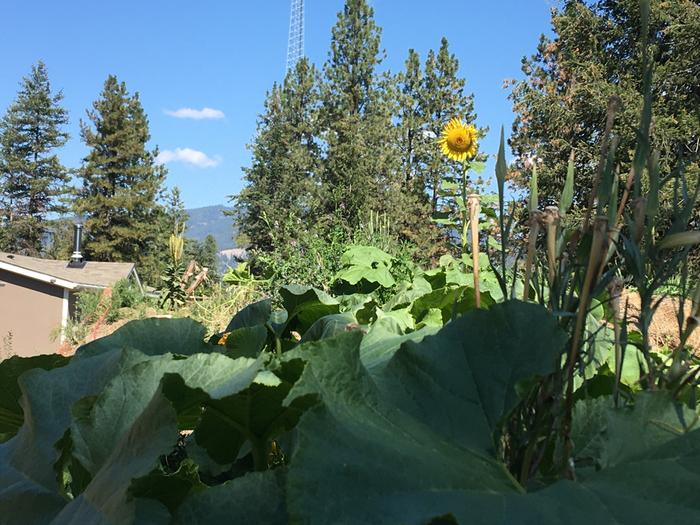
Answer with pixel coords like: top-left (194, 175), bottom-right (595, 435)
top-left (225, 299), bottom-right (272, 332)
top-left (0, 354), bottom-right (68, 443)
top-left (339, 245), bottom-right (393, 267)
top-left (77, 318), bottom-right (215, 359)
top-left (283, 301), bottom-right (700, 524)
top-left (172, 470), bottom-right (287, 525)
top-left (223, 325), bottom-right (268, 358)
top-left (301, 312), bottom-right (357, 343)
top-left (383, 276), bottom-right (432, 311)
top-left (0, 346), bottom-right (152, 524)
top-left (279, 285), bottom-right (340, 334)
top-left (193, 361), bottom-right (313, 467)
top-left (410, 285), bottom-right (491, 324)
top-left (335, 246), bottom-right (396, 290)
top-left (335, 265), bottom-right (396, 289)
top-left (359, 316), bottom-right (438, 372)
top-left (0, 318), bottom-right (260, 524)
top-left (283, 325), bottom-right (526, 524)
top-left (51, 390), bottom-right (179, 525)
top-left (69, 351), bottom-right (262, 477)
top-left (573, 393), bottom-right (700, 473)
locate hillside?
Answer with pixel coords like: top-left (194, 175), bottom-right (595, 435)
top-left (185, 205), bottom-right (236, 250)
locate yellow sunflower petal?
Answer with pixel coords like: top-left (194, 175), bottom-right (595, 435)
top-left (438, 118), bottom-right (478, 162)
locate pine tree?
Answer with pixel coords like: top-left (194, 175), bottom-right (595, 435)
top-left (320, 0), bottom-right (387, 229)
top-left (420, 38), bottom-right (479, 214)
top-left (163, 186), bottom-right (189, 235)
top-left (75, 75), bottom-right (166, 284)
top-left (0, 62), bottom-right (70, 255)
top-left (396, 49), bottom-right (425, 192)
top-left (509, 0), bottom-right (700, 212)
top-left (391, 40), bottom-right (479, 258)
top-left (236, 58), bottom-right (321, 252)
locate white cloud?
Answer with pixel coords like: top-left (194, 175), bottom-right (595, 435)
top-left (156, 148), bottom-right (221, 168)
top-left (164, 107), bottom-right (225, 119)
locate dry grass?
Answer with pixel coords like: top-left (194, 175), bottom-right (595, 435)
top-left (619, 290), bottom-right (700, 351)
top-left (59, 284), bottom-right (261, 355)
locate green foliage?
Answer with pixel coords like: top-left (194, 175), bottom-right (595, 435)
top-left (335, 245), bottom-right (396, 291)
top-left (0, 61), bottom-right (70, 255)
top-left (75, 75), bottom-right (167, 285)
top-left (251, 223), bottom-right (350, 293)
top-left (75, 279), bottom-right (145, 325)
top-left (112, 279), bottom-right (144, 310)
top-left (2, 296), bottom-right (700, 523)
top-left (235, 58), bottom-right (321, 254)
top-left (509, 0), bottom-right (699, 218)
top-left (236, 1), bottom-right (486, 277)
top-left (0, 354), bottom-right (68, 443)
top-left (160, 231), bottom-right (187, 310)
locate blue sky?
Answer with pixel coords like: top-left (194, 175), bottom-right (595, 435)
top-left (1, 0), bottom-right (554, 209)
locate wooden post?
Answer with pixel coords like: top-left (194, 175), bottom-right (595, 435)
top-left (468, 193), bottom-right (481, 308)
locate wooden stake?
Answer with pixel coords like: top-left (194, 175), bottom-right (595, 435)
top-left (468, 193), bottom-right (481, 308)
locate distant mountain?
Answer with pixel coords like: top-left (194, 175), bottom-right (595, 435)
top-left (185, 205), bottom-right (236, 251)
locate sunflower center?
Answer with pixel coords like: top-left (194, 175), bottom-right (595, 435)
top-left (447, 130), bottom-right (471, 152)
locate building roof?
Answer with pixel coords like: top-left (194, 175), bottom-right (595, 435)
top-left (0, 252), bottom-right (137, 290)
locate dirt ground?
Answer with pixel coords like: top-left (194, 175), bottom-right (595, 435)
top-left (619, 290), bottom-right (699, 350)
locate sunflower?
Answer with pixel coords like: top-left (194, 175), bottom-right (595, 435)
top-left (438, 118), bottom-right (478, 162)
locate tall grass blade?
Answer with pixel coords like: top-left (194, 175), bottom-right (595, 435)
top-left (559, 151), bottom-right (574, 216)
top-left (529, 164), bottom-right (538, 213)
top-left (646, 150), bottom-right (660, 218)
top-left (597, 136), bottom-right (620, 215)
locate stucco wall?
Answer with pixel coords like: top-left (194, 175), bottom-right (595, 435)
top-left (0, 269), bottom-right (65, 358)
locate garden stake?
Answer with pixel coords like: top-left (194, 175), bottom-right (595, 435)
top-left (468, 193), bottom-right (481, 308)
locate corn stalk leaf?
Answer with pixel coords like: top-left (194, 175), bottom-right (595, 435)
top-left (559, 152), bottom-right (575, 215)
top-left (529, 164), bottom-right (538, 213)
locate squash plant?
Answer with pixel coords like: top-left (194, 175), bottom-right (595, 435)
top-left (1, 297), bottom-right (699, 524)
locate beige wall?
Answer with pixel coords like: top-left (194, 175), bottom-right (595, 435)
top-left (0, 269), bottom-right (65, 358)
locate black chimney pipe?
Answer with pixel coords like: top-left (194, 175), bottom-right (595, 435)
top-left (68, 223), bottom-right (85, 268)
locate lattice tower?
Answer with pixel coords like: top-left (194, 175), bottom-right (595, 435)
top-left (286, 0), bottom-right (304, 72)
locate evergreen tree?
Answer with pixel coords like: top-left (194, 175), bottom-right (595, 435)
top-left (392, 40), bottom-right (479, 258)
top-left (236, 58), bottom-right (321, 252)
top-left (509, 0), bottom-right (700, 212)
top-left (236, 1), bottom-right (482, 270)
top-left (0, 62), bottom-right (70, 255)
top-left (420, 38), bottom-right (479, 213)
top-left (162, 186), bottom-right (189, 236)
top-left (320, 0), bottom-right (387, 229)
top-left (396, 49), bottom-right (425, 192)
top-left (75, 75), bottom-right (166, 284)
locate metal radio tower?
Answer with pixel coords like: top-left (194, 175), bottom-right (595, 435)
top-left (286, 0), bottom-right (304, 72)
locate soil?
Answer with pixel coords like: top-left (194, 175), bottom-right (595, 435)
top-left (619, 290), bottom-right (699, 351)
